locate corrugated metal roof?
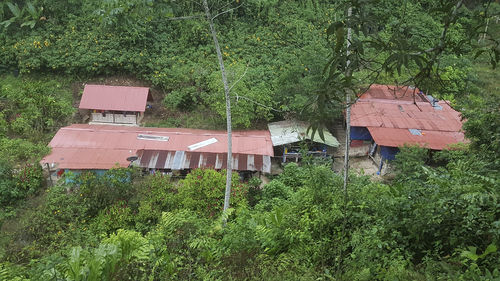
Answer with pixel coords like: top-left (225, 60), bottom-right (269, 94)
top-left (41, 124), bottom-right (274, 171)
top-left (42, 148), bottom-right (134, 169)
top-left (79, 85), bottom-right (151, 112)
top-left (359, 84), bottom-right (429, 102)
top-left (137, 150), bottom-right (271, 173)
top-left (351, 84), bottom-right (466, 150)
top-left (351, 101), bottom-right (463, 131)
top-left (268, 120), bottom-right (340, 147)
top-left (368, 127), bottom-right (466, 150)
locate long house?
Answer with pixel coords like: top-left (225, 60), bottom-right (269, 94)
top-left (41, 124), bottom-right (274, 177)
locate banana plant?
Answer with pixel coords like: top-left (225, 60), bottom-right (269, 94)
top-left (0, 1), bottom-right (43, 29)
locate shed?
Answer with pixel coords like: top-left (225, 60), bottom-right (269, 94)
top-left (79, 85), bottom-right (152, 125)
top-left (268, 120), bottom-right (339, 162)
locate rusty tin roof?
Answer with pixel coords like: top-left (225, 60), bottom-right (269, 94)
top-left (79, 85), bottom-right (151, 112)
top-left (41, 124), bottom-right (273, 172)
top-left (137, 150), bottom-right (271, 173)
top-left (351, 84), bottom-right (466, 150)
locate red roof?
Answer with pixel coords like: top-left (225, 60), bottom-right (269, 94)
top-left (351, 100), bottom-right (463, 131)
top-left (359, 84), bottom-right (428, 102)
top-left (41, 124), bottom-right (274, 170)
top-left (351, 84), bottom-right (466, 150)
top-left (79, 85), bottom-right (151, 112)
top-left (367, 127), bottom-right (466, 150)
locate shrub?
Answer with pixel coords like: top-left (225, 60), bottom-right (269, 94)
top-left (13, 163), bottom-right (43, 198)
top-left (0, 161), bottom-right (16, 207)
top-left (90, 200), bottom-right (134, 235)
top-left (177, 169), bottom-right (248, 217)
top-left (247, 176), bottom-right (262, 207)
top-left (0, 138), bottom-right (49, 163)
top-left (77, 167), bottom-right (138, 217)
top-left (0, 162), bottom-right (43, 207)
top-left (261, 180), bottom-right (291, 202)
top-left (15, 185), bottom-right (91, 261)
top-left (132, 173), bottom-right (177, 233)
top-left (0, 76), bottom-right (73, 140)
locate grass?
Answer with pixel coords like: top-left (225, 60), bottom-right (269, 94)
top-left (144, 106), bottom-right (226, 130)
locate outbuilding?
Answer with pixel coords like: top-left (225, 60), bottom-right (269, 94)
top-left (268, 120), bottom-right (339, 163)
top-left (79, 85), bottom-right (153, 125)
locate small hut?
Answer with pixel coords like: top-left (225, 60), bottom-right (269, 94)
top-left (79, 85), bottom-right (152, 125)
top-left (268, 120), bottom-right (339, 163)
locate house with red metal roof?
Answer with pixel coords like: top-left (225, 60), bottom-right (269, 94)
top-left (41, 124), bottom-right (274, 177)
top-left (350, 84), bottom-right (466, 173)
top-left (79, 85), bottom-right (152, 125)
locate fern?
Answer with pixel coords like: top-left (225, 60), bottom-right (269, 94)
top-left (0, 263), bottom-right (29, 281)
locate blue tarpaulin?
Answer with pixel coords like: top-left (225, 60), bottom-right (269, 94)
top-left (380, 146), bottom-right (399, 161)
top-left (350, 126), bottom-right (372, 140)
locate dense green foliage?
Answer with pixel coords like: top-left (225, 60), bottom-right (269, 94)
top-left (1, 156), bottom-right (499, 280)
top-left (178, 168), bottom-right (248, 217)
top-left (0, 162), bottom-right (43, 208)
top-left (0, 0), bottom-right (499, 280)
top-left (0, 75), bottom-right (73, 162)
top-left (0, 0), bottom-right (341, 128)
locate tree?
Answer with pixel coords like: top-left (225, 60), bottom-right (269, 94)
top-left (202, 0), bottom-right (234, 224)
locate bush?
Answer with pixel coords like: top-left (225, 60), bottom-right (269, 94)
top-left (75, 168), bottom-right (138, 217)
top-left (247, 176), bottom-right (262, 207)
top-left (30, 230), bottom-right (153, 281)
top-left (132, 173), bottom-right (177, 233)
top-left (13, 163), bottom-right (43, 198)
top-left (177, 168), bottom-right (248, 217)
top-left (147, 210), bottom-right (212, 280)
top-left (90, 200), bottom-right (134, 235)
top-left (261, 180), bottom-right (291, 202)
top-left (0, 162), bottom-right (43, 207)
top-left (0, 161), bottom-right (16, 207)
top-left (163, 87), bottom-right (198, 111)
top-left (393, 145), bottom-right (430, 182)
top-left (0, 75), bottom-right (73, 141)
top-left (0, 138), bottom-right (49, 163)
top-left (13, 185), bottom-right (91, 262)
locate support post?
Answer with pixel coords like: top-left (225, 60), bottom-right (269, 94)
top-left (46, 163), bottom-right (54, 187)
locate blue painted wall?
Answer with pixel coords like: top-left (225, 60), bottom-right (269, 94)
top-left (351, 126), bottom-right (373, 141)
top-left (380, 146), bottom-right (399, 161)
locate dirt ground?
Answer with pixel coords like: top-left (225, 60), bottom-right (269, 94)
top-left (331, 120), bottom-right (388, 180)
top-left (333, 155), bottom-right (383, 178)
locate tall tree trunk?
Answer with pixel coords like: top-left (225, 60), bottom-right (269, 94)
top-left (338, 6), bottom-right (353, 273)
top-left (202, 0), bottom-right (233, 225)
top-left (343, 6), bottom-right (352, 196)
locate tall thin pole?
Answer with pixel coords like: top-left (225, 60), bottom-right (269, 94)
top-left (338, 6), bottom-right (352, 274)
top-left (202, 0), bottom-right (233, 225)
top-left (343, 6), bottom-right (352, 195)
